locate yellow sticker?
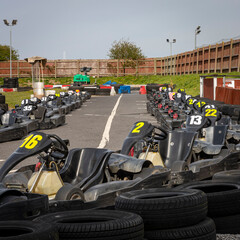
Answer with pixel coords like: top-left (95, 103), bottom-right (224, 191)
top-left (205, 109), bottom-right (217, 117)
top-left (20, 134), bottom-right (43, 149)
top-left (132, 122), bottom-right (145, 133)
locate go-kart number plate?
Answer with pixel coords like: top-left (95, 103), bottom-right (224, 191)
top-left (23, 105), bottom-right (33, 111)
top-left (205, 109), bottom-right (217, 117)
top-left (132, 122), bottom-right (145, 133)
top-left (20, 134), bottom-right (43, 149)
top-left (189, 115), bottom-right (203, 125)
top-left (196, 101), bottom-right (206, 108)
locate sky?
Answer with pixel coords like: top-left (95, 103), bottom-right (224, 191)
top-left (0, 0), bottom-right (239, 60)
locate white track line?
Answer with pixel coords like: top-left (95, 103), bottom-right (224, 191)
top-left (0, 159), bottom-right (5, 162)
top-left (98, 94), bottom-right (123, 148)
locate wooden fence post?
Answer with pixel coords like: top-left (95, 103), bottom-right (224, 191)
top-left (215, 44), bottom-right (218, 73)
top-left (197, 49), bottom-right (199, 74)
top-left (97, 60), bottom-right (100, 78)
top-left (161, 58), bottom-right (163, 76)
top-left (117, 60), bottom-right (119, 77)
top-left (55, 60), bottom-right (57, 78)
top-left (229, 39), bottom-right (233, 73)
top-left (220, 42), bottom-right (224, 73)
top-left (154, 58), bottom-right (157, 75)
top-left (238, 43), bottom-right (240, 72)
top-left (208, 45), bottom-right (211, 73)
top-left (17, 60), bottom-right (19, 77)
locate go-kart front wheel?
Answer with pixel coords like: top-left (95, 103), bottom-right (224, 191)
top-left (55, 184), bottom-right (85, 201)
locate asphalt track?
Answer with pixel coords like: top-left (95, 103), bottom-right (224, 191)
top-left (0, 91), bottom-right (156, 170)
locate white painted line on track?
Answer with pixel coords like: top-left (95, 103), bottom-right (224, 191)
top-left (0, 159), bottom-right (5, 162)
top-left (136, 104), bottom-right (146, 105)
top-left (98, 94), bottom-right (123, 148)
top-left (136, 101), bottom-right (146, 102)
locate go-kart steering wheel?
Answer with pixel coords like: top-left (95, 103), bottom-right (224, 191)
top-left (48, 134), bottom-right (69, 159)
top-left (153, 125), bottom-right (168, 140)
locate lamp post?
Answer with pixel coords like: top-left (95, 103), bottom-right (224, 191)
top-left (166, 39), bottom-right (176, 75)
top-left (195, 26), bottom-right (201, 49)
top-left (3, 19), bottom-right (17, 78)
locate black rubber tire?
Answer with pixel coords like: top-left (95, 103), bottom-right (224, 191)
top-left (115, 188), bottom-right (208, 230)
top-left (34, 209), bottom-right (144, 240)
top-left (0, 221), bottom-right (58, 240)
top-left (96, 89), bottom-right (111, 95)
top-left (212, 214), bottom-right (240, 234)
top-left (175, 180), bottom-right (240, 217)
top-left (212, 170), bottom-right (240, 183)
top-left (0, 95), bottom-right (5, 104)
top-left (0, 193), bottom-right (49, 221)
top-left (145, 218), bottom-right (216, 240)
top-left (55, 184), bottom-right (85, 201)
top-left (0, 103), bottom-right (8, 112)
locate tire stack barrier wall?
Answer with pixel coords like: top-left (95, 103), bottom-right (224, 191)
top-left (115, 188), bottom-right (216, 240)
top-left (34, 210), bottom-right (144, 240)
top-left (176, 180), bottom-right (240, 234)
top-left (0, 93), bottom-right (8, 111)
top-left (3, 77), bottom-right (19, 88)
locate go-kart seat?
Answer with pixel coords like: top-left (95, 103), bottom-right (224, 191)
top-left (59, 148), bottom-right (113, 191)
top-left (193, 125), bottom-right (228, 155)
top-left (159, 130), bottom-right (197, 168)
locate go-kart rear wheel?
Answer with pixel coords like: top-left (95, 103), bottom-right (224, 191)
top-left (55, 184), bottom-right (85, 201)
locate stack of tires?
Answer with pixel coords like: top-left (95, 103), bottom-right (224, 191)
top-left (115, 188), bottom-right (216, 240)
top-left (34, 210), bottom-right (144, 240)
top-left (0, 93), bottom-right (8, 112)
top-left (176, 180), bottom-right (240, 234)
top-left (3, 77), bottom-right (19, 88)
top-left (0, 187), bottom-right (145, 240)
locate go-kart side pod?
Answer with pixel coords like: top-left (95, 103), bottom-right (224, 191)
top-left (0, 132), bottom-right (52, 182)
top-left (121, 121), bottom-right (154, 155)
top-left (0, 125), bottom-right (28, 143)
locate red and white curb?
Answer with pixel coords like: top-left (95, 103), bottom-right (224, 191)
top-left (0, 88), bottom-right (17, 92)
top-left (44, 85), bottom-right (71, 89)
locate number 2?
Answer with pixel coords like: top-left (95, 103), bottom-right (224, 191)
top-left (132, 122), bottom-right (144, 133)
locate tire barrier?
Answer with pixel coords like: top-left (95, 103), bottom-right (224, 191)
top-left (176, 180), bottom-right (240, 234)
top-left (115, 188), bottom-right (215, 239)
top-left (34, 210), bottom-right (144, 240)
top-left (0, 221), bottom-right (59, 240)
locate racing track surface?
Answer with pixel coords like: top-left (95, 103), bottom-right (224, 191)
top-left (0, 91), bottom-right (156, 170)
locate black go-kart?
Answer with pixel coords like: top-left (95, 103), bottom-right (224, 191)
top-left (0, 131), bottom-right (170, 207)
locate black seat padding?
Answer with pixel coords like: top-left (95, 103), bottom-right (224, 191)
top-left (159, 130), bottom-right (197, 168)
top-left (60, 148), bottom-right (113, 190)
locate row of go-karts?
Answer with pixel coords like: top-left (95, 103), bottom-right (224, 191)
top-left (0, 87), bottom-right (240, 239)
top-left (0, 90), bottom-right (91, 143)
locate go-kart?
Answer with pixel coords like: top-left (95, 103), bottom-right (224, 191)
top-left (121, 120), bottom-right (240, 185)
top-left (0, 99), bottom-right (39, 143)
top-left (0, 131), bottom-right (170, 205)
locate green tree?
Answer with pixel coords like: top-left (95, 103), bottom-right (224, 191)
top-left (0, 44), bottom-right (19, 61)
top-left (108, 39), bottom-right (145, 75)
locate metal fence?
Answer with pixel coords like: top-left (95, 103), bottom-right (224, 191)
top-left (0, 38), bottom-right (239, 78)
